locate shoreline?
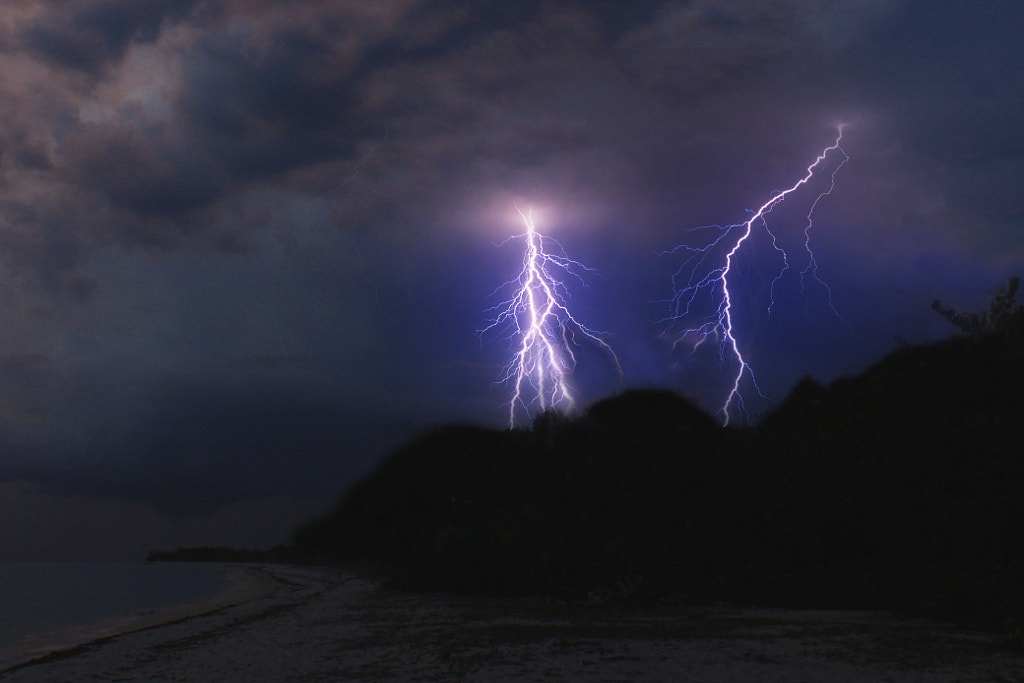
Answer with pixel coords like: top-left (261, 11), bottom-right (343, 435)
top-left (2, 565), bottom-right (1023, 681)
top-left (0, 562), bottom-right (286, 674)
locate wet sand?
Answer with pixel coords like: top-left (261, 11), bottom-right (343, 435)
top-left (2, 564), bottom-right (1023, 682)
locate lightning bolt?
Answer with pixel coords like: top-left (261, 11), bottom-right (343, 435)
top-left (481, 206), bottom-right (622, 429)
top-left (661, 126), bottom-right (849, 426)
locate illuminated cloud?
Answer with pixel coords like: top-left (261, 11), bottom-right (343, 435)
top-left (0, 0), bottom-right (1018, 554)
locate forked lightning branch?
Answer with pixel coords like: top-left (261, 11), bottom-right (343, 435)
top-left (481, 128), bottom-right (848, 428)
top-left (660, 126), bottom-right (849, 425)
top-left (481, 207), bottom-right (622, 429)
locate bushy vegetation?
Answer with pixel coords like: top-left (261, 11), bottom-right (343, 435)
top-left (290, 280), bottom-right (1024, 633)
top-left (146, 546), bottom-right (292, 563)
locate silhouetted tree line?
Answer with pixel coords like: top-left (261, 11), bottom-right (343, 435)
top-left (163, 279), bottom-right (1024, 636)
top-left (931, 276), bottom-right (1023, 335)
top-left (146, 546), bottom-right (292, 563)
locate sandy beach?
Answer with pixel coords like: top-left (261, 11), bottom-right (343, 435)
top-left (2, 564), bottom-right (1023, 682)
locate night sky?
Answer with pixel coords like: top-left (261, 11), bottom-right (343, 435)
top-left (0, 0), bottom-right (1021, 559)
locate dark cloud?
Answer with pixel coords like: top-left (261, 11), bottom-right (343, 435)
top-left (61, 115), bottom-right (226, 218)
top-left (92, 388), bottom-right (389, 515)
top-left (24, 0), bottom-right (201, 74)
top-left (1, 379), bottom-right (409, 516)
top-left (175, 34), bottom-right (365, 182)
top-left (0, 0), bottom-right (1022, 557)
top-left (0, 197), bottom-right (104, 303)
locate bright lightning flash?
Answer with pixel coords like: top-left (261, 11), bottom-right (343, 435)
top-left (662, 127), bottom-right (849, 426)
top-left (482, 207), bottom-right (622, 429)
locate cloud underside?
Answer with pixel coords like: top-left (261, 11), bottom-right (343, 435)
top-left (0, 0), bottom-right (1016, 299)
top-left (0, 0), bottom-right (1020, 524)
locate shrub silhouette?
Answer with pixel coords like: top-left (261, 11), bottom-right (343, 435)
top-left (931, 276), bottom-right (1023, 335)
top-left (585, 388), bottom-right (719, 434)
top-left (291, 279), bottom-right (1024, 633)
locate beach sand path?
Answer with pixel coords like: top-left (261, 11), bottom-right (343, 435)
top-left (2, 565), bottom-right (1023, 682)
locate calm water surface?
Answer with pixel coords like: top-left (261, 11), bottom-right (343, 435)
top-left (0, 561), bottom-right (231, 656)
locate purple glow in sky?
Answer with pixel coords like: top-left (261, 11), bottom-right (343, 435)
top-left (481, 206), bottom-right (621, 428)
top-left (660, 127), bottom-right (848, 425)
top-left (0, 0), bottom-right (1020, 558)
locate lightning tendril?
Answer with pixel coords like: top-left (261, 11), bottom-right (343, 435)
top-left (661, 126), bottom-right (849, 426)
top-left (482, 207), bottom-right (622, 429)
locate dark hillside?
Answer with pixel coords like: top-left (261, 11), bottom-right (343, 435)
top-left (292, 283), bottom-right (1024, 632)
top-left (292, 400), bottom-right (729, 597)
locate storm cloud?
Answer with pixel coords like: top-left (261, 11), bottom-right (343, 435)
top-left (0, 0), bottom-right (1020, 556)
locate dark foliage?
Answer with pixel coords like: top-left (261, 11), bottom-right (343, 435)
top-left (286, 282), bottom-right (1024, 634)
top-left (146, 545), bottom-right (292, 563)
top-left (585, 388), bottom-right (719, 434)
top-left (931, 277), bottom-right (1023, 336)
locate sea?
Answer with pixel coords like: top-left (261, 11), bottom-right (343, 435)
top-left (0, 560), bottom-right (234, 667)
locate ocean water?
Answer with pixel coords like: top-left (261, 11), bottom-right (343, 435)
top-left (0, 561), bottom-right (232, 659)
